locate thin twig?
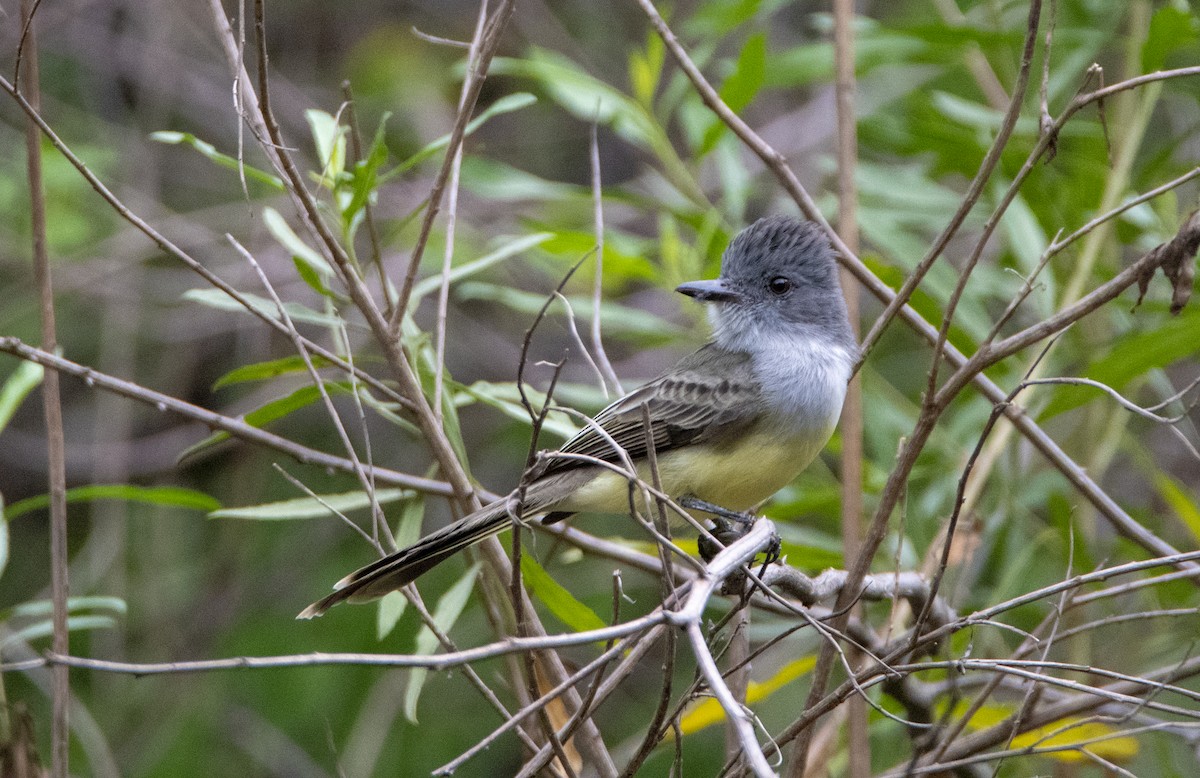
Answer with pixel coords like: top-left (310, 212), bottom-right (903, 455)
top-left (230, 235), bottom-right (396, 550)
top-left (340, 81), bottom-right (391, 313)
top-left (862, 0), bottom-right (1044, 368)
top-left (830, 0), bottom-right (868, 774)
top-left (589, 119), bottom-right (622, 396)
top-left (0, 68), bottom-right (413, 413)
top-left (921, 0), bottom-right (1044, 402)
top-left (432, 2), bottom-right (488, 425)
top-left (628, 0), bottom-right (1200, 584)
top-left (19, 2), bottom-right (69, 774)
top-left (0, 337), bottom-right (453, 495)
top-left (389, 0), bottom-right (517, 329)
top-left (435, 634), bottom-right (636, 776)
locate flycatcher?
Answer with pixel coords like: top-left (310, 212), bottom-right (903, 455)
top-left (299, 215), bottom-right (857, 618)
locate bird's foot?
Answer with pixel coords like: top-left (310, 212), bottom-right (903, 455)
top-left (679, 496), bottom-right (779, 568)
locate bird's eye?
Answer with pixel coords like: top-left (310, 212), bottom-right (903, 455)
top-left (768, 276), bottom-right (793, 295)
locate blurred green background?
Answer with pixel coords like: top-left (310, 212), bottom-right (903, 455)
top-left (2, 0), bottom-right (1199, 775)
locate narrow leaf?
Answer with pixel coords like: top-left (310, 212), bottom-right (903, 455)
top-left (0, 359), bottom-right (44, 432)
top-left (183, 288), bottom-right (346, 328)
top-left (410, 232), bottom-right (554, 305)
top-left (306, 109), bottom-right (348, 186)
top-left (213, 355), bottom-right (332, 390)
top-left (377, 494), bottom-right (428, 640)
top-left (178, 383), bottom-right (350, 463)
top-left (678, 657), bottom-right (816, 735)
top-left (263, 206), bottom-right (333, 280)
top-left (0, 497), bottom-right (7, 580)
top-left (376, 592), bottom-right (408, 642)
top-left (1156, 473), bottom-right (1200, 544)
top-left (5, 596), bottom-right (127, 621)
top-left (209, 488), bottom-right (412, 521)
top-left (1, 615), bottom-right (117, 650)
top-left (150, 131), bottom-right (284, 188)
top-left (389, 93), bottom-right (538, 177)
top-left (4, 485), bottom-right (221, 522)
top-left (699, 33), bottom-right (766, 154)
top-left (404, 563), bottom-right (481, 722)
top-left (520, 554), bottom-right (607, 633)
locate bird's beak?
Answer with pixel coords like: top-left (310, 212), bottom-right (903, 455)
top-left (675, 278), bottom-right (742, 303)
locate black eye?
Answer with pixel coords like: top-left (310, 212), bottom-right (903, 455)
top-left (768, 276), bottom-right (793, 295)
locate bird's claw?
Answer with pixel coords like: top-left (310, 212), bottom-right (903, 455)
top-left (680, 496), bottom-right (779, 570)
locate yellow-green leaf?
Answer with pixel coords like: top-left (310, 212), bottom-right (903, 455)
top-left (521, 554), bottom-right (606, 633)
top-left (677, 656), bottom-right (817, 735)
top-left (1156, 473), bottom-right (1200, 544)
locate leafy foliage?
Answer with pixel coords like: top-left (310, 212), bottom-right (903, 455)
top-left (1, 0), bottom-right (1198, 776)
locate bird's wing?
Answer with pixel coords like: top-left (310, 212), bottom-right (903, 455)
top-left (536, 344), bottom-right (762, 476)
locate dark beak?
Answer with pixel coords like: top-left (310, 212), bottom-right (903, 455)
top-left (675, 278), bottom-right (742, 303)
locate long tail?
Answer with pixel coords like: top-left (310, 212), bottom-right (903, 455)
top-left (297, 499), bottom-right (513, 619)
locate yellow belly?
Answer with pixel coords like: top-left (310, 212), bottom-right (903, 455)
top-left (556, 427), bottom-right (832, 521)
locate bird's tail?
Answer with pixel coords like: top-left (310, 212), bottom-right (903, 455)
top-left (297, 499), bottom-right (513, 619)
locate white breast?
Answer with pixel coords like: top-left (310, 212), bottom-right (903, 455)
top-left (750, 334), bottom-right (853, 435)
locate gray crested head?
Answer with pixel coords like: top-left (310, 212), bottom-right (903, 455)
top-left (677, 216), bottom-right (858, 355)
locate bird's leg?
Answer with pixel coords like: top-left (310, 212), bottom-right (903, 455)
top-left (679, 496), bottom-right (755, 528)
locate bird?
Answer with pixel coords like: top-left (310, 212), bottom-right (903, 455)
top-left (299, 215), bottom-right (857, 618)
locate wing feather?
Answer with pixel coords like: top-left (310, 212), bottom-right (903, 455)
top-left (535, 344), bottom-right (761, 477)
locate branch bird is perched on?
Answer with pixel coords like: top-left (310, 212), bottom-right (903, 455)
top-left (299, 215), bottom-right (857, 618)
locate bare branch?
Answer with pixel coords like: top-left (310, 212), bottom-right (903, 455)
top-left (0, 337), bottom-right (454, 496)
top-left (18, 2), bottom-right (69, 773)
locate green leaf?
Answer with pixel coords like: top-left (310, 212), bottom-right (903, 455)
top-left (376, 592), bottom-right (408, 642)
top-left (494, 52), bottom-right (653, 145)
top-left (305, 109), bottom-right (348, 186)
top-left (149, 131), bottom-right (284, 189)
top-left (292, 256), bottom-right (340, 300)
top-left (776, 540), bottom-right (844, 571)
top-left (342, 112), bottom-right (392, 225)
top-left (390, 93), bottom-right (538, 177)
top-left (457, 381), bottom-right (579, 441)
top-left (535, 229), bottom-right (658, 283)
top-left (459, 157), bottom-right (584, 203)
top-left (5, 596), bottom-right (127, 621)
top-left (1142, 6), bottom-right (1199, 72)
top-left (182, 288), bottom-right (346, 328)
top-left (377, 494), bottom-right (427, 640)
top-left (0, 497), bottom-right (8, 581)
top-left (0, 359), bottom-right (43, 433)
top-left (628, 31), bottom-right (665, 107)
top-left (178, 382), bottom-right (352, 462)
top-left (0, 615), bottom-right (117, 650)
top-left (698, 32), bottom-right (766, 154)
top-left (454, 282), bottom-right (682, 344)
top-left (4, 485), bottom-right (221, 522)
top-left (212, 355), bottom-right (333, 390)
top-left (1041, 308), bottom-right (1200, 418)
top-left (997, 190), bottom-right (1049, 280)
top-left (354, 387), bottom-right (421, 436)
top-left (209, 488), bottom-right (412, 521)
top-left (393, 492), bottom-right (427, 549)
top-left (410, 232), bottom-right (555, 305)
top-left (262, 206), bottom-right (335, 297)
top-left (263, 206), bottom-right (329, 273)
top-left (1156, 473), bottom-right (1200, 544)
top-left (492, 51), bottom-right (705, 205)
top-left (520, 554), bottom-right (606, 633)
top-left (766, 27), bottom-right (931, 87)
top-left (404, 563), bottom-right (481, 722)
